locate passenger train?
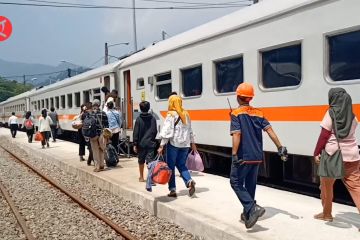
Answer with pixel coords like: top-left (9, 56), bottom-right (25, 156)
top-left (1, 0), bottom-right (360, 200)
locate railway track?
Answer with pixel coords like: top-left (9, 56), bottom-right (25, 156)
top-left (0, 145), bottom-right (138, 240)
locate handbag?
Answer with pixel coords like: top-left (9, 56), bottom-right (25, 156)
top-left (317, 110), bottom-right (345, 179)
top-left (186, 150), bottom-right (204, 172)
top-left (152, 155), bottom-right (172, 184)
top-left (56, 127), bottom-right (63, 135)
top-left (72, 115), bottom-right (83, 130)
top-left (35, 131), bottom-right (44, 141)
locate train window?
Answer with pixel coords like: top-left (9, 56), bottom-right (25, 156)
top-left (155, 72), bottom-right (172, 100)
top-left (45, 99), bottom-right (49, 110)
top-left (75, 92), bottom-right (81, 108)
top-left (61, 95), bottom-right (65, 109)
top-left (55, 96), bottom-right (60, 109)
top-left (261, 44), bottom-right (301, 88)
top-left (50, 98), bottom-right (54, 108)
top-left (328, 30), bottom-right (360, 81)
top-left (41, 100), bottom-right (45, 109)
top-left (136, 78), bottom-right (145, 89)
top-left (93, 88), bottom-right (101, 101)
top-left (83, 90), bottom-right (90, 103)
top-left (37, 101), bottom-right (40, 110)
top-left (67, 93), bottom-right (73, 108)
top-left (215, 57), bottom-right (243, 93)
top-left (181, 65), bottom-right (202, 97)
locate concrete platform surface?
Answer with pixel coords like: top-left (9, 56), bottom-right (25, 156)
top-left (1, 128), bottom-right (359, 240)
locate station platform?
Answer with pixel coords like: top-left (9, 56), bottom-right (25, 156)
top-left (0, 128), bottom-right (359, 240)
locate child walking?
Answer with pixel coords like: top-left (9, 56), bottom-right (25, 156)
top-left (133, 101), bottom-right (158, 182)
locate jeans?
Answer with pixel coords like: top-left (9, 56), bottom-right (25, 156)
top-left (230, 162), bottom-right (259, 216)
top-left (50, 125), bottom-right (57, 141)
top-left (166, 144), bottom-right (192, 191)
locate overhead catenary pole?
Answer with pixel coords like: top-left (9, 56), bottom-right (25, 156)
top-left (23, 75), bottom-right (25, 85)
top-left (105, 42), bottom-right (109, 65)
top-left (132, 0), bottom-right (138, 51)
top-left (162, 30), bottom-right (166, 40)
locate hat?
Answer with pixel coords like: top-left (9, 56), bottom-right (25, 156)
top-left (92, 99), bottom-right (101, 106)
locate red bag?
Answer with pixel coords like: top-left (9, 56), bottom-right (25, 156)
top-left (34, 132), bottom-right (44, 141)
top-left (152, 161), bottom-right (172, 185)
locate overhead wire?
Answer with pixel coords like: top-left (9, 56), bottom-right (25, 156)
top-left (0, 1), bottom-right (251, 9)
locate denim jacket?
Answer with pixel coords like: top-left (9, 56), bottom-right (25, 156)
top-left (106, 110), bottom-right (122, 130)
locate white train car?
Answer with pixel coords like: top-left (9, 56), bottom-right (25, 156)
top-left (1, 0), bottom-right (359, 190)
top-left (0, 61), bottom-right (122, 132)
top-left (116, 0), bottom-right (360, 184)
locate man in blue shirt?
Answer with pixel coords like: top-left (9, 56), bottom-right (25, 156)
top-left (230, 82), bottom-right (288, 229)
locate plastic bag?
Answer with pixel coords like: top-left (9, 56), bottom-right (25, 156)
top-left (34, 132), bottom-right (44, 141)
top-left (186, 150), bottom-right (204, 172)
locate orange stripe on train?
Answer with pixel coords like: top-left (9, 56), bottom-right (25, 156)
top-left (160, 104), bottom-right (360, 122)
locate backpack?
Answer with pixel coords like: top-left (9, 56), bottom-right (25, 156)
top-left (24, 119), bottom-right (34, 129)
top-left (105, 144), bottom-right (118, 167)
top-left (82, 114), bottom-right (98, 138)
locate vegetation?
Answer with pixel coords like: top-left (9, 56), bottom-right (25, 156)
top-left (0, 77), bottom-right (33, 102)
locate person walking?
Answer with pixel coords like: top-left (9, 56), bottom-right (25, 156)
top-left (38, 109), bottom-right (53, 148)
top-left (23, 111), bottom-right (35, 143)
top-left (83, 100), bottom-right (109, 172)
top-left (76, 104), bottom-right (87, 162)
top-left (229, 82), bottom-right (287, 229)
top-left (8, 112), bottom-right (19, 138)
top-left (133, 101), bottom-right (158, 182)
top-left (48, 107), bottom-right (59, 142)
top-left (105, 101), bottom-right (122, 153)
top-left (314, 88), bottom-right (360, 221)
top-left (157, 95), bottom-right (197, 198)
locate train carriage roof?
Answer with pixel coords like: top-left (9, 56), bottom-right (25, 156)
top-left (120, 0), bottom-right (323, 67)
top-left (0, 60), bottom-right (123, 105)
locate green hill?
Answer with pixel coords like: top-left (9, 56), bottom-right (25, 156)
top-left (0, 77), bottom-right (32, 102)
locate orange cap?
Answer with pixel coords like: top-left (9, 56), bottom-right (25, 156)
top-left (236, 82), bottom-right (254, 98)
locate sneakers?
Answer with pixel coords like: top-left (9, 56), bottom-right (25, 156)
top-left (188, 180), bottom-right (196, 197)
top-left (245, 204), bottom-right (265, 229)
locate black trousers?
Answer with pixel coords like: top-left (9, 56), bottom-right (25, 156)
top-left (10, 124), bottom-right (18, 137)
top-left (111, 132), bottom-right (120, 154)
top-left (26, 128), bottom-right (34, 142)
top-left (78, 129), bottom-right (93, 160)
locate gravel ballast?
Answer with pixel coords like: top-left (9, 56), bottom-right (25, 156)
top-left (0, 147), bottom-right (124, 240)
top-left (0, 139), bottom-right (201, 240)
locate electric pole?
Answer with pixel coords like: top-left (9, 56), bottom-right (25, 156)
top-left (105, 42), bottom-right (109, 65)
top-left (162, 31), bottom-right (166, 40)
top-left (23, 75), bottom-right (25, 85)
top-left (132, 0), bottom-right (138, 51)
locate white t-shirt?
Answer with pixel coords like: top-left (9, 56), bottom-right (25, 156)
top-left (8, 116), bottom-right (18, 125)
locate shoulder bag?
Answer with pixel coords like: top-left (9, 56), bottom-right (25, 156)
top-left (317, 109), bottom-right (345, 179)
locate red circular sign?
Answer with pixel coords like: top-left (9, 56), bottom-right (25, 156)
top-left (0, 16), bottom-right (13, 42)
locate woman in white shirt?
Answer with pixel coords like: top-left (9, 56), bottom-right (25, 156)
top-left (158, 95), bottom-right (197, 198)
top-left (38, 109), bottom-right (53, 148)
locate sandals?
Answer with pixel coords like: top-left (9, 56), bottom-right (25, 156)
top-left (314, 213), bottom-right (333, 222)
top-left (138, 178), bottom-right (146, 182)
top-left (188, 180), bottom-right (196, 197)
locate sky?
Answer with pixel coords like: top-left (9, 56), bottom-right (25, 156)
top-left (0, 0), bottom-right (253, 68)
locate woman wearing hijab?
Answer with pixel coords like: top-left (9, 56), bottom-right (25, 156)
top-left (158, 95), bottom-right (197, 198)
top-left (23, 111), bottom-right (35, 143)
top-left (38, 109), bottom-right (53, 148)
top-left (313, 88), bottom-right (360, 221)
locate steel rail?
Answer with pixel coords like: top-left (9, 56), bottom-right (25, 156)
top-left (0, 178), bottom-right (36, 240)
top-left (1, 146), bottom-right (138, 240)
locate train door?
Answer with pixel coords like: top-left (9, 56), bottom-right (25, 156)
top-left (123, 70), bottom-right (133, 129)
top-left (104, 76), bottom-right (111, 92)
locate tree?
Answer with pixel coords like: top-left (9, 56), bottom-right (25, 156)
top-left (0, 76), bottom-right (33, 102)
